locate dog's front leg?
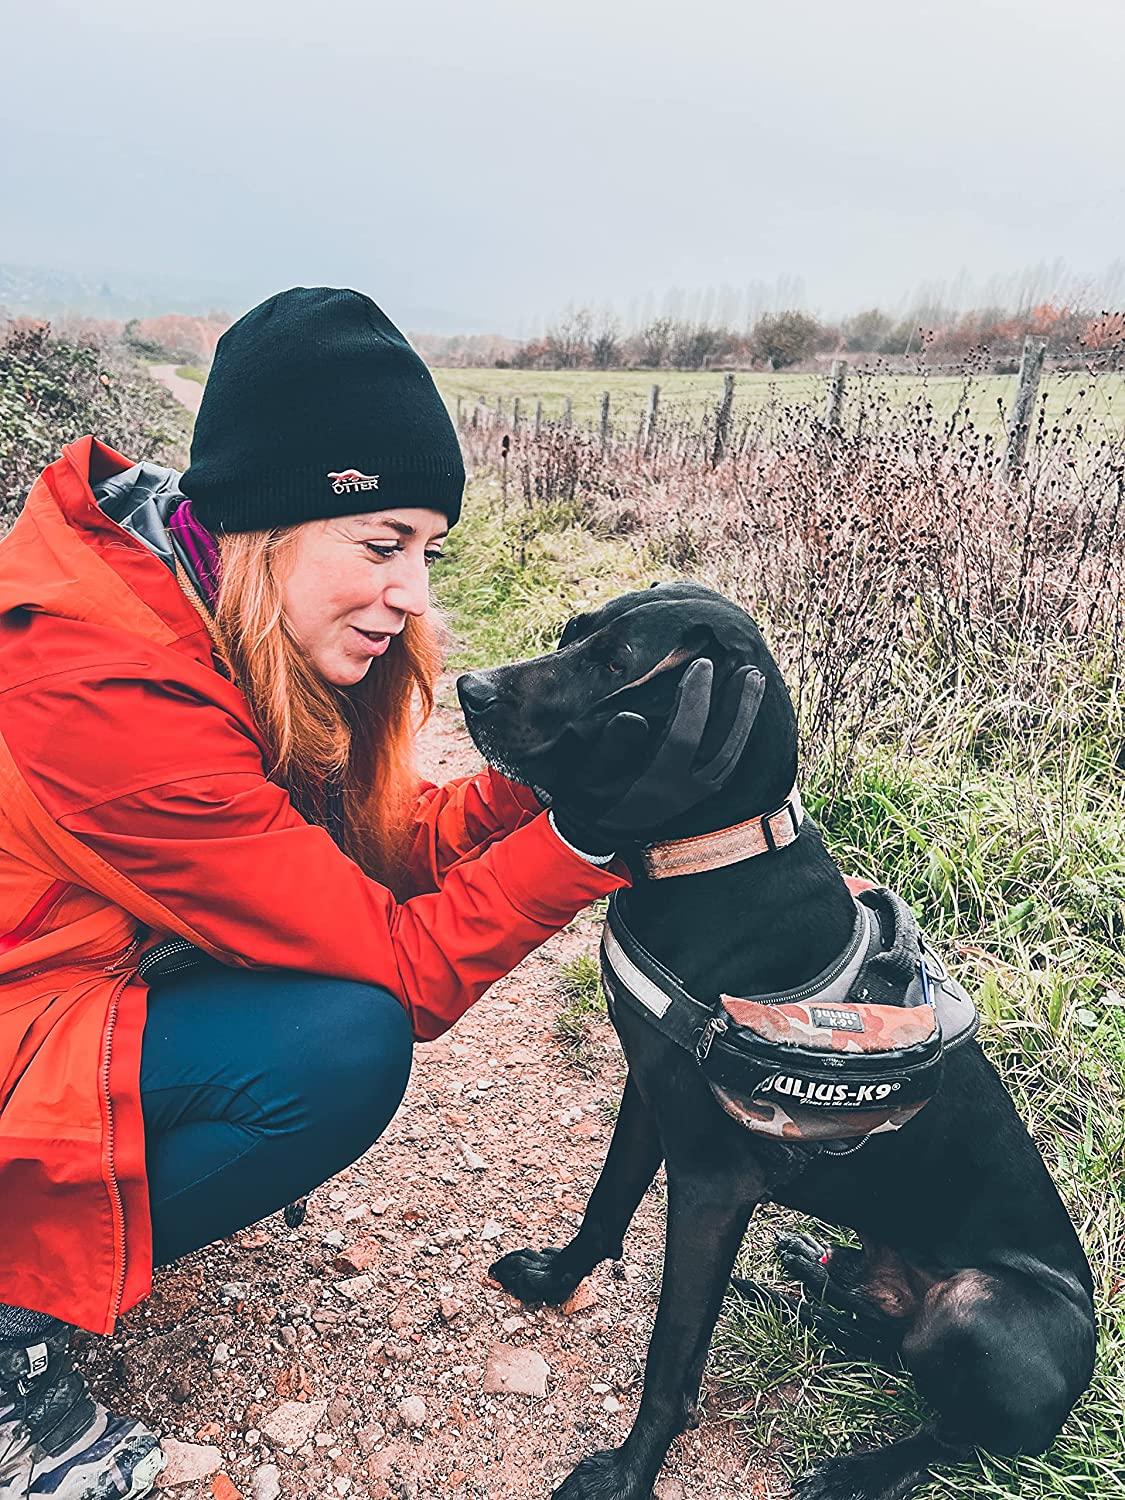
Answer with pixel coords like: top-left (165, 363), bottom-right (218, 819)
top-left (492, 1072), bottom-right (662, 1307)
top-left (554, 1162), bottom-right (755, 1500)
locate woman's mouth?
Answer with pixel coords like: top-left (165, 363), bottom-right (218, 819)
top-left (351, 627), bottom-right (394, 656)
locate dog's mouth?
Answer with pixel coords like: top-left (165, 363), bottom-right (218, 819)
top-left (457, 673), bottom-right (565, 785)
top-left (462, 716), bottom-right (564, 787)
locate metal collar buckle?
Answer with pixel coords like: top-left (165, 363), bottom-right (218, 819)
top-left (761, 797), bottom-right (800, 853)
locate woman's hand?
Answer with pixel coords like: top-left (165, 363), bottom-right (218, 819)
top-left (550, 660), bottom-right (766, 854)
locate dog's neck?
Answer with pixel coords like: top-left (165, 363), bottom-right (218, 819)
top-left (622, 814), bottom-right (857, 1002)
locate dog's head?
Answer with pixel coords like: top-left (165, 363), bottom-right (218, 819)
top-left (457, 582), bottom-right (797, 834)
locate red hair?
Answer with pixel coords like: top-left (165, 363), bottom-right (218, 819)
top-left (214, 527), bottom-right (445, 891)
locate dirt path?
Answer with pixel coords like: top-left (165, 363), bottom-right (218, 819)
top-left (150, 364), bottom-right (205, 414)
top-left (88, 686), bottom-right (777, 1500)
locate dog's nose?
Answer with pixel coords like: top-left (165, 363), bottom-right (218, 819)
top-left (458, 673), bottom-right (501, 715)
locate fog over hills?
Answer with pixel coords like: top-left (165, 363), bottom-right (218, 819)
top-left (4, 1), bottom-right (1124, 336)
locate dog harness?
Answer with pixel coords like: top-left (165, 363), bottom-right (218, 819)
top-left (601, 885), bottom-right (979, 1144)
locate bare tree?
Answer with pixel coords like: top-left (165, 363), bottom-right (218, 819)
top-left (543, 305), bottom-right (592, 369)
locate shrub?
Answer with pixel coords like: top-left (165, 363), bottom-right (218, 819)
top-left (750, 310), bottom-right (822, 368)
top-left (1, 322), bottom-right (190, 528)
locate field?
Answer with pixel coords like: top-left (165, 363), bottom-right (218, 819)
top-left (5, 335), bottom-right (1121, 1497)
top-left (434, 404), bottom-right (1125, 1499)
top-left (434, 367), bottom-right (1125, 448)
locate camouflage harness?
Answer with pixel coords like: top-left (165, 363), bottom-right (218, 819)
top-left (601, 886), bottom-right (979, 1146)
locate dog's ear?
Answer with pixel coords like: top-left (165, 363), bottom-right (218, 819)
top-left (557, 612), bottom-right (592, 650)
top-left (671, 600), bottom-right (760, 657)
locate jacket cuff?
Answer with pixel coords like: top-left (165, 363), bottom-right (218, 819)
top-left (487, 811), bottom-right (629, 922)
top-left (487, 768), bottom-right (545, 816)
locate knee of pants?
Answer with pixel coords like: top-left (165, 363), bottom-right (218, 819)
top-left (300, 983), bottom-right (414, 1158)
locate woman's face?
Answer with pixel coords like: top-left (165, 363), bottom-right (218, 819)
top-left (280, 508), bottom-right (448, 687)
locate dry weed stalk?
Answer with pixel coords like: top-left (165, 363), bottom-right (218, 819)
top-left (461, 383), bottom-right (1125, 792)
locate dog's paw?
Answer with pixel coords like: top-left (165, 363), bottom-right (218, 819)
top-left (490, 1247), bottom-right (581, 1307)
top-left (791, 1447), bottom-right (927, 1500)
top-left (729, 1276), bottom-right (803, 1315)
top-left (552, 1447), bottom-right (638, 1500)
top-left (776, 1231), bottom-right (832, 1289)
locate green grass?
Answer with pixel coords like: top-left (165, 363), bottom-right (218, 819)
top-left (552, 953), bottom-right (607, 1074)
top-left (433, 367), bottom-right (1125, 446)
top-left (173, 364), bottom-right (207, 384)
top-left (436, 468), bottom-right (1125, 1500)
top-left (432, 470), bottom-right (656, 669)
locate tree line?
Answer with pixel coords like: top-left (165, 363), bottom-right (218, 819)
top-left (495, 303), bottom-right (1124, 372)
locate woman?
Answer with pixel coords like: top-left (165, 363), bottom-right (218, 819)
top-left (0, 288), bottom-right (743, 1500)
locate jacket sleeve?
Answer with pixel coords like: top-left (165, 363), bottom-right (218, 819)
top-left (402, 768), bottom-right (544, 896)
top-left (2, 666), bottom-right (626, 1041)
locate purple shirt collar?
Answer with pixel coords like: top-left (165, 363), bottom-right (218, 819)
top-left (168, 498), bottom-right (221, 610)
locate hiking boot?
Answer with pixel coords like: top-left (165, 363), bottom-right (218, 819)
top-left (0, 1321), bottom-right (163, 1499)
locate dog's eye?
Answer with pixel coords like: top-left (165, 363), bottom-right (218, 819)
top-left (602, 661), bottom-right (623, 674)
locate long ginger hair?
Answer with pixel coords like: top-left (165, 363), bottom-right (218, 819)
top-left (214, 527), bottom-right (445, 891)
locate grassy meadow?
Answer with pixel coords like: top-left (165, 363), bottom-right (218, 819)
top-left (434, 366), bottom-right (1125, 448)
top-left (434, 408), bottom-right (1125, 1499)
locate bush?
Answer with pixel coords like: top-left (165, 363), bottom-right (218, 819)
top-left (751, 309), bottom-right (822, 368)
top-left (1, 322), bottom-right (191, 528)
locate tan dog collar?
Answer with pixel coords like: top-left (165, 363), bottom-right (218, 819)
top-left (640, 789), bottom-right (804, 879)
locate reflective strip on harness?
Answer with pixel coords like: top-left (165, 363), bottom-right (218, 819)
top-left (602, 924), bottom-right (672, 1019)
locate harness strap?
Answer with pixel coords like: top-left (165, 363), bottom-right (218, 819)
top-left (602, 898), bottom-right (717, 1056)
top-left (601, 888), bottom-right (980, 1106)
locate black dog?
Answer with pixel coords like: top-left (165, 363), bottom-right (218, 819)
top-left (457, 583), bottom-right (1096, 1500)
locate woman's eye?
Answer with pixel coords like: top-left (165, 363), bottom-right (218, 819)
top-left (424, 552), bottom-right (444, 568)
top-left (365, 543), bottom-right (400, 560)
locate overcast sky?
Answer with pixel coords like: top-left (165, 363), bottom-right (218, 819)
top-left (4, 0), bottom-right (1123, 333)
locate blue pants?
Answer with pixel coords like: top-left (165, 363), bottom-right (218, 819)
top-left (139, 967), bottom-right (413, 1267)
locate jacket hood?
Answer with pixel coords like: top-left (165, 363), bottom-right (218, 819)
top-left (0, 437), bottom-right (213, 654)
top-left (91, 459), bottom-right (184, 571)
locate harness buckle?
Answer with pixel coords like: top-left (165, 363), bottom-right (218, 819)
top-left (918, 954), bottom-right (934, 1008)
top-left (695, 1011), bottom-right (729, 1062)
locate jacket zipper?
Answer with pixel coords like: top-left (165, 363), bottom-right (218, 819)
top-left (100, 942), bottom-right (143, 1321)
top-left (4, 935), bottom-right (141, 988)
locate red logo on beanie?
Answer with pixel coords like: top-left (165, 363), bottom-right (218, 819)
top-left (328, 470), bottom-right (380, 494)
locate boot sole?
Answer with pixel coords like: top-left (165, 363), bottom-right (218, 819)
top-left (76, 1442), bottom-right (165, 1500)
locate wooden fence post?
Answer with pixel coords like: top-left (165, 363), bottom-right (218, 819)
top-left (644, 383), bottom-right (660, 456)
top-left (495, 396), bottom-right (504, 429)
top-left (599, 390), bottom-right (610, 452)
top-left (512, 396), bottom-right (521, 432)
top-left (563, 396), bottom-right (572, 430)
top-left (711, 372), bottom-right (736, 466)
top-left (455, 396), bottom-right (463, 430)
top-left (824, 359), bottom-right (847, 431)
top-left (1005, 336), bottom-right (1047, 476)
top-left (535, 399), bottom-right (543, 436)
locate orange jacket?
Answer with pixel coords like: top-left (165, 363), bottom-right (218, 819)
top-left (0, 438), bottom-right (627, 1334)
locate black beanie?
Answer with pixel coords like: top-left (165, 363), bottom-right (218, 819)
top-left (180, 287), bottom-right (464, 533)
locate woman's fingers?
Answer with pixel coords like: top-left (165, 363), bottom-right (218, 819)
top-left (697, 666), bottom-right (766, 786)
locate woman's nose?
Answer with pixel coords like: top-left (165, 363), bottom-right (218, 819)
top-left (383, 560), bottom-right (430, 617)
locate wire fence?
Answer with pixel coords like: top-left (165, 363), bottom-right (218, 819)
top-left (455, 339), bottom-right (1125, 790)
top-left (453, 338), bottom-right (1125, 480)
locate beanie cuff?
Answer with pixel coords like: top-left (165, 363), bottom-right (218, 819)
top-left (187, 458), bottom-right (464, 533)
